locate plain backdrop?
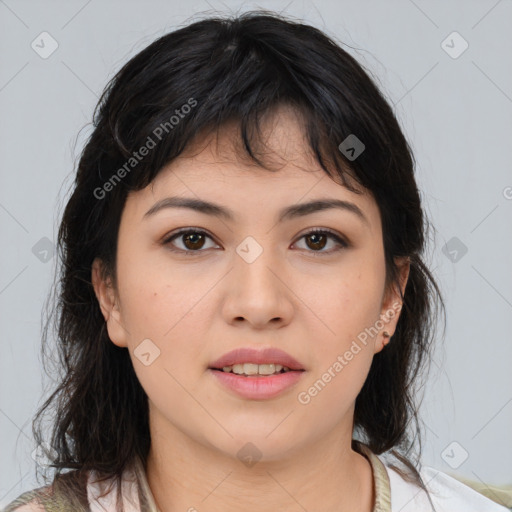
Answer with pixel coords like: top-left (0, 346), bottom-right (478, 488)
top-left (1, 0), bottom-right (511, 506)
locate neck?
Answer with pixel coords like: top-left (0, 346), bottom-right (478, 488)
top-left (145, 416), bottom-right (374, 512)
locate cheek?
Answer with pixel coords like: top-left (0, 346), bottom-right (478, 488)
top-left (309, 263), bottom-right (384, 343)
top-left (116, 248), bottom-right (201, 339)
top-left (298, 260), bottom-right (384, 403)
top-left (298, 280), bottom-right (380, 418)
top-left (122, 277), bottom-right (209, 420)
top-left (114, 256), bottom-right (211, 397)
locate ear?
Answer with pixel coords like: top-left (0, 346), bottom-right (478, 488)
top-left (374, 256), bottom-right (410, 354)
top-left (91, 257), bottom-right (128, 348)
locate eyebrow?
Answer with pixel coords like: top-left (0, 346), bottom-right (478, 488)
top-left (143, 196), bottom-right (369, 226)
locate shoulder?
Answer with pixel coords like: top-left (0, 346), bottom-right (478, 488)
top-left (3, 462), bottom-right (144, 512)
top-left (1, 487), bottom-right (50, 512)
top-left (382, 460), bottom-right (510, 511)
top-left (2, 470), bottom-right (90, 512)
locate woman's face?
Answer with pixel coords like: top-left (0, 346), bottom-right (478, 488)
top-left (92, 107), bottom-right (408, 462)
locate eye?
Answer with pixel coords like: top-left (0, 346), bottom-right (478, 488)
top-left (162, 228), bottom-right (349, 255)
top-left (162, 228), bottom-right (218, 255)
top-left (293, 229), bottom-right (349, 255)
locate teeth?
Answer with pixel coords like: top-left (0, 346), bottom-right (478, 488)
top-left (221, 363), bottom-right (290, 375)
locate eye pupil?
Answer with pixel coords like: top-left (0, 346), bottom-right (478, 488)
top-left (184, 232), bottom-right (205, 250)
top-left (306, 233), bottom-right (327, 250)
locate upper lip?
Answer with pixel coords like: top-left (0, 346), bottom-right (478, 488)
top-left (209, 347), bottom-right (305, 371)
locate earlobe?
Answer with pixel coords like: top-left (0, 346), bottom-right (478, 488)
top-left (91, 258), bottom-right (128, 348)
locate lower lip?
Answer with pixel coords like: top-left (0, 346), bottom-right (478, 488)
top-left (208, 369), bottom-right (305, 400)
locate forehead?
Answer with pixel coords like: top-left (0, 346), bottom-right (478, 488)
top-left (124, 105), bottom-right (380, 232)
top-left (162, 105), bottom-right (318, 176)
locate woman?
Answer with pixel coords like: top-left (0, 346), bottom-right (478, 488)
top-left (3, 11), bottom-right (508, 512)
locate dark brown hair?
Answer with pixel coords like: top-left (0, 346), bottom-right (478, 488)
top-left (29, 10), bottom-right (445, 511)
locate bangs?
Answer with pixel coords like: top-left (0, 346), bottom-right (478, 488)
top-left (91, 14), bottom-right (387, 197)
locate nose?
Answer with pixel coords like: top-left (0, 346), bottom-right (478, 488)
top-left (220, 247), bottom-right (294, 330)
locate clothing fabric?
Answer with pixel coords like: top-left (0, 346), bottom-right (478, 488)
top-left (356, 443), bottom-right (510, 511)
top-left (3, 443), bottom-right (510, 511)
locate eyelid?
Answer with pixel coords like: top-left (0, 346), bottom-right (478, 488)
top-left (293, 227), bottom-right (349, 255)
top-left (161, 227), bottom-right (219, 254)
top-left (161, 227), bottom-right (349, 255)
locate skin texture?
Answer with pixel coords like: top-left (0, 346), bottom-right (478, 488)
top-left (92, 106), bottom-right (409, 512)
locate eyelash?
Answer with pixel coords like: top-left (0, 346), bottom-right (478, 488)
top-left (161, 227), bottom-right (349, 256)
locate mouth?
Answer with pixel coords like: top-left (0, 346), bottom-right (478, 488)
top-left (208, 363), bottom-right (305, 377)
top-left (207, 347), bottom-right (306, 399)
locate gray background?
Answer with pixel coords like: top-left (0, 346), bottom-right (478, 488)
top-left (1, 0), bottom-right (511, 506)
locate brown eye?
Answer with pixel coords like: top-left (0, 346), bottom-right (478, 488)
top-left (304, 232), bottom-right (328, 251)
top-left (182, 232), bottom-right (206, 250)
top-left (163, 229), bottom-right (218, 254)
top-left (162, 228), bottom-right (348, 256)
top-left (294, 229), bottom-right (348, 255)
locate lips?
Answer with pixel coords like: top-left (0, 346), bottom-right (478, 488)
top-left (209, 347), bottom-right (305, 371)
